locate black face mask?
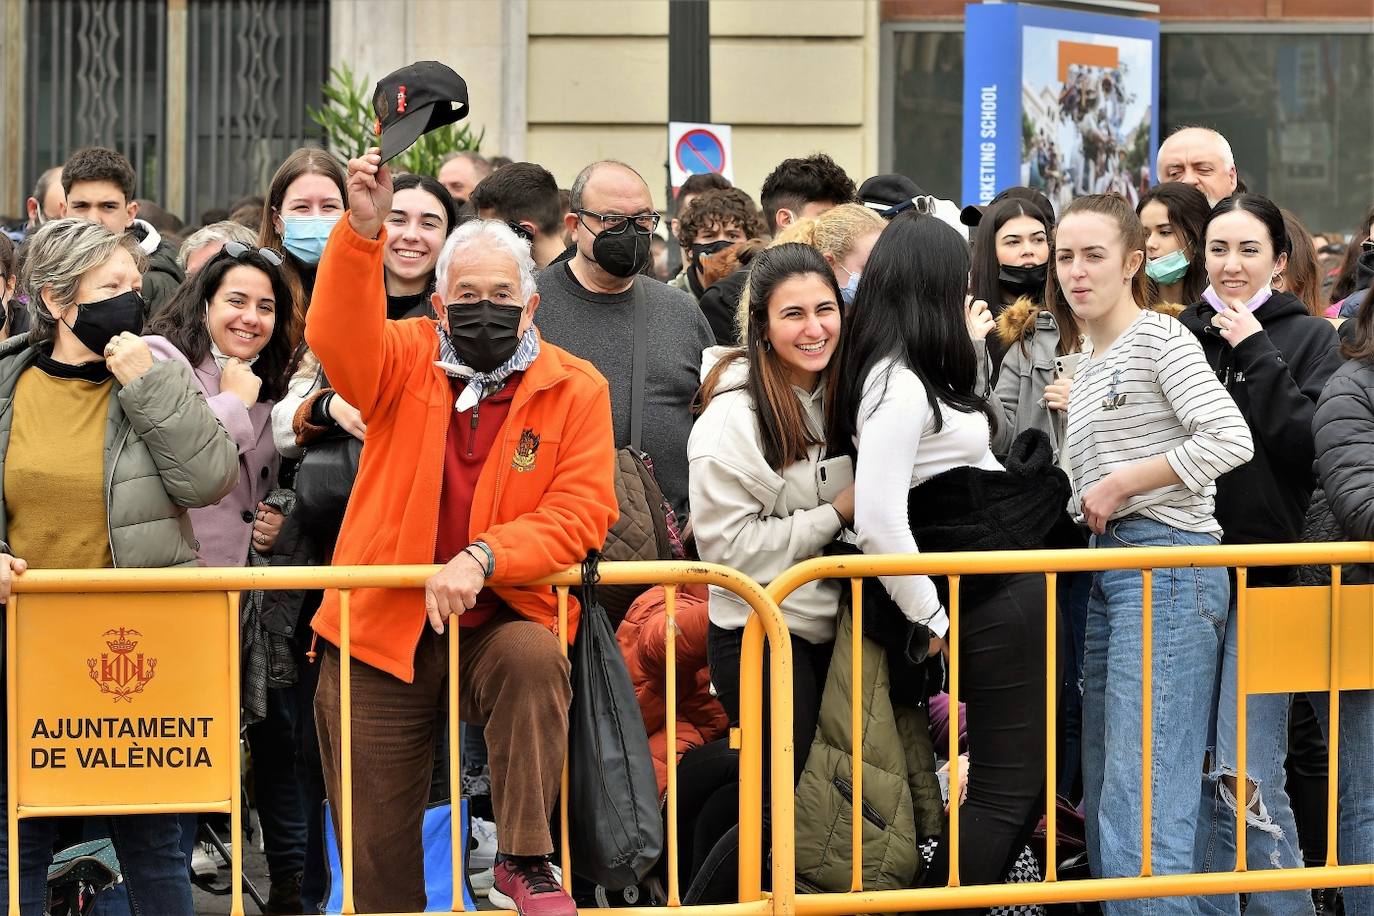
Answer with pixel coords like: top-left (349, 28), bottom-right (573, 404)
top-left (62, 290), bottom-right (146, 358)
top-left (590, 224), bottom-right (653, 279)
top-left (687, 240), bottom-right (734, 296)
top-left (446, 299), bottom-right (523, 373)
top-left (998, 262), bottom-right (1049, 297)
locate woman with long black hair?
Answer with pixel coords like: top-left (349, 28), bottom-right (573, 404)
top-left (829, 210), bottom-right (1070, 898)
top-left (969, 192), bottom-right (1055, 376)
top-left (1136, 181), bottom-right (1211, 308)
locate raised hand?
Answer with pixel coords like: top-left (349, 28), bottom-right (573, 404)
top-left (346, 147), bottom-right (393, 241)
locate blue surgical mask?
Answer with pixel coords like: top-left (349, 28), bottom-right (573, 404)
top-left (281, 215), bottom-right (341, 265)
top-left (840, 266), bottom-right (861, 306)
top-left (1146, 249), bottom-right (1190, 285)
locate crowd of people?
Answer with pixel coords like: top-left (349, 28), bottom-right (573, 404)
top-left (0, 122), bottom-right (1369, 916)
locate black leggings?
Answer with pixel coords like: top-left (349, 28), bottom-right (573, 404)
top-left (706, 623), bottom-right (833, 782)
top-left (924, 572), bottom-right (1048, 912)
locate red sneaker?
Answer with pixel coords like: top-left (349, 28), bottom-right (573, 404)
top-left (489, 858), bottom-right (575, 916)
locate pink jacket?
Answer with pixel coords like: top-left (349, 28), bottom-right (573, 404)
top-left (144, 335), bottom-right (279, 568)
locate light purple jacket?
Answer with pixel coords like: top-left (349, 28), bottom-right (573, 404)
top-left (144, 335), bottom-right (279, 568)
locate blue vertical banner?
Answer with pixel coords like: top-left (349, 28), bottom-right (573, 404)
top-left (962, 4), bottom-right (1161, 212)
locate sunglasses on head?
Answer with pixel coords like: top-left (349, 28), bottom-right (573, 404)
top-left (221, 241), bottom-right (284, 267)
top-left (505, 221), bottom-right (534, 244)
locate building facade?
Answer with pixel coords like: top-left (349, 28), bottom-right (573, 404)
top-left (2, 0), bottom-right (1369, 231)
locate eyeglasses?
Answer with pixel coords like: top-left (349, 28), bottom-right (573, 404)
top-left (222, 241), bottom-right (284, 267)
top-left (1362, 239), bottom-right (1374, 254)
top-left (505, 220), bottom-right (535, 244)
top-left (576, 209), bottom-right (660, 235)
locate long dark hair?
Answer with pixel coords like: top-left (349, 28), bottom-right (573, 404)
top-left (1136, 181), bottom-right (1210, 305)
top-left (1205, 193), bottom-right (1291, 268)
top-left (829, 212), bottom-right (994, 458)
top-left (970, 195), bottom-right (1054, 310)
top-left (146, 249), bottom-right (296, 402)
top-left (1330, 202), bottom-right (1374, 304)
top-left (693, 243), bottom-right (842, 470)
top-left (1280, 209), bottom-right (1323, 316)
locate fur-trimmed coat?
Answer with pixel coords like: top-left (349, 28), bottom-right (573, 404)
top-left (987, 298), bottom-right (1183, 461)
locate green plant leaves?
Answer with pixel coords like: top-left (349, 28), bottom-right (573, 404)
top-left (307, 62), bottom-right (485, 176)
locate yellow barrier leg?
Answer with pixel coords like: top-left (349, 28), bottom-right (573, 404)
top-left (664, 585), bottom-right (681, 907)
top-left (1044, 572), bottom-right (1057, 884)
top-left (739, 615), bottom-right (766, 902)
top-left (558, 586), bottom-right (572, 891)
top-left (948, 575), bottom-right (960, 889)
top-left (449, 623), bottom-right (463, 911)
top-left (850, 578), bottom-right (864, 893)
top-left (1140, 569), bottom-right (1153, 879)
top-left (1326, 567), bottom-right (1342, 867)
top-left (339, 588), bottom-right (355, 915)
top-left (1236, 568), bottom-right (1248, 873)
top-left (8, 597), bottom-right (20, 916)
top-left (228, 591), bottom-right (245, 916)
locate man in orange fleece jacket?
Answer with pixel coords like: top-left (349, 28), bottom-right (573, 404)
top-left (307, 147), bottom-right (616, 916)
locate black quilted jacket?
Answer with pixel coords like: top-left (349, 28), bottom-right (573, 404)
top-left (1313, 356), bottom-right (1374, 584)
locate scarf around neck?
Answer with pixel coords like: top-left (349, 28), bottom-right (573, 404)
top-left (433, 323), bottom-right (540, 413)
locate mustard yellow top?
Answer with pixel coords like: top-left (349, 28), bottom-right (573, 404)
top-left (4, 365), bottom-right (114, 569)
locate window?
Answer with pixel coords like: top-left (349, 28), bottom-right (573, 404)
top-left (884, 25), bottom-right (1374, 232)
top-left (1160, 31), bottom-right (1373, 233)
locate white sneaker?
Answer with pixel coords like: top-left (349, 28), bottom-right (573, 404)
top-left (190, 841), bottom-right (227, 878)
top-left (469, 817), bottom-right (497, 871)
top-left (469, 867), bottom-right (493, 898)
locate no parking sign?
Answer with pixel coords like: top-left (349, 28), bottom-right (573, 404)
top-left (669, 121), bottom-right (733, 190)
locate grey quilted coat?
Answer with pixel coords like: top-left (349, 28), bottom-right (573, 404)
top-left (0, 335), bottom-right (238, 567)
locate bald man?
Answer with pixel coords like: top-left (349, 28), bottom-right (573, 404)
top-left (1157, 127), bottom-right (1238, 206)
top-left (532, 160), bottom-right (713, 517)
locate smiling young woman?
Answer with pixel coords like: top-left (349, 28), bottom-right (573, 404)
top-left (689, 242), bottom-right (851, 776)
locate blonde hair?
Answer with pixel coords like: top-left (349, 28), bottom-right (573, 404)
top-left (737, 203), bottom-right (884, 341)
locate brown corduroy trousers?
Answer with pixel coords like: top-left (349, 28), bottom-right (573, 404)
top-left (314, 610), bottom-right (572, 913)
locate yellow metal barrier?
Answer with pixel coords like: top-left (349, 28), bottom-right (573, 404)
top-left (765, 542), bottom-right (1374, 915)
top-left (5, 561), bottom-right (796, 916)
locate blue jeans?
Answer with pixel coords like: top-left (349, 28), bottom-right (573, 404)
top-left (1193, 609), bottom-right (1312, 916)
top-left (0, 815), bottom-right (193, 916)
top-left (1081, 517), bottom-right (1228, 915)
top-left (247, 686), bottom-right (308, 878)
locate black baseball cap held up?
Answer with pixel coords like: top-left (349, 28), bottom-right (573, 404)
top-left (373, 61), bottom-right (469, 164)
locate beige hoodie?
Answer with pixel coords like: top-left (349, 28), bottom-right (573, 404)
top-left (687, 346), bottom-right (844, 643)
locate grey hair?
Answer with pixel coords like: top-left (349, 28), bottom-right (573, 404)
top-left (434, 219), bottom-right (537, 304)
top-left (568, 160), bottom-right (645, 212)
top-left (1160, 125), bottom-right (1236, 170)
top-left (20, 218), bottom-right (148, 344)
top-left (176, 220), bottom-right (258, 270)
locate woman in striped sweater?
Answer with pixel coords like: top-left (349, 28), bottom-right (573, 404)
top-left (1052, 194), bottom-right (1254, 914)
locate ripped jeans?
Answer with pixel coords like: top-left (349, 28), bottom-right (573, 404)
top-left (1195, 605), bottom-right (1374, 916)
top-left (1081, 517), bottom-right (1228, 915)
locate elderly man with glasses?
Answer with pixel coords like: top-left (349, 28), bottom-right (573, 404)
top-left (533, 160), bottom-right (715, 519)
top-left (305, 147), bottom-right (617, 916)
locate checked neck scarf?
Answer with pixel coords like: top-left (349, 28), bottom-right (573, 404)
top-left (433, 323), bottom-right (540, 413)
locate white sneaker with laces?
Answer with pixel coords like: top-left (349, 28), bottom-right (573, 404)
top-left (469, 817), bottom-right (497, 871)
top-left (190, 841), bottom-right (228, 878)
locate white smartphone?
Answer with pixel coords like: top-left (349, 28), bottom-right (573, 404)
top-left (1054, 353), bottom-right (1083, 380)
top-left (816, 455), bottom-right (854, 503)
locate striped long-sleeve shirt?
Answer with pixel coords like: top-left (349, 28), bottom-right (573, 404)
top-left (1065, 310), bottom-right (1254, 534)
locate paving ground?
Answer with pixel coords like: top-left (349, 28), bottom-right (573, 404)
top-left (190, 818), bottom-right (500, 914)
